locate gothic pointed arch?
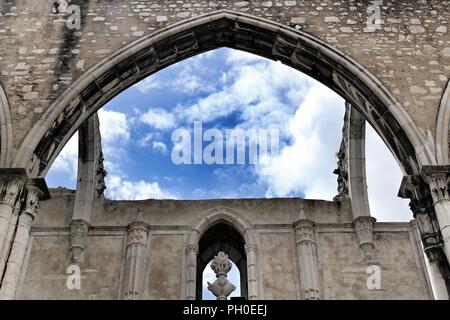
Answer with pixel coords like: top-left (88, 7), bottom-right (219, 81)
top-left (12, 10), bottom-right (434, 178)
top-left (184, 206), bottom-right (259, 300)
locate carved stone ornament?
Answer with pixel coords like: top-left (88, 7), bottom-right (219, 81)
top-left (70, 219), bottom-right (90, 263)
top-left (333, 103), bottom-right (350, 201)
top-left (353, 216), bottom-right (376, 261)
top-left (207, 251), bottom-right (236, 300)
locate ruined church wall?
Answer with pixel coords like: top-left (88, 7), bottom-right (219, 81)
top-left (16, 189), bottom-right (432, 299)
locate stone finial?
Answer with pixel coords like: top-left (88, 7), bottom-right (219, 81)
top-left (136, 209), bottom-right (143, 222)
top-left (207, 251), bottom-right (236, 300)
top-left (298, 204), bottom-right (307, 220)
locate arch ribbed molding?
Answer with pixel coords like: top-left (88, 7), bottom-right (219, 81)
top-left (436, 80), bottom-right (450, 165)
top-left (13, 10), bottom-right (435, 177)
top-left (187, 206), bottom-right (256, 246)
top-left (0, 83), bottom-right (13, 168)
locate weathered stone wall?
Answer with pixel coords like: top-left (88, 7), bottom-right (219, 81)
top-left (15, 188), bottom-right (432, 299)
top-left (0, 0), bottom-right (449, 160)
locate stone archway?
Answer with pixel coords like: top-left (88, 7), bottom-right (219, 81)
top-left (12, 10), bottom-right (434, 179)
top-left (196, 223), bottom-right (247, 300)
top-left (185, 206), bottom-right (259, 300)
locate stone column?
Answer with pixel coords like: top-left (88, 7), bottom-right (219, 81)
top-left (422, 167), bottom-right (450, 265)
top-left (399, 174), bottom-right (450, 299)
top-left (294, 208), bottom-right (320, 300)
top-left (185, 244), bottom-right (198, 300)
top-left (0, 179), bottom-right (49, 299)
top-left (245, 244), bottom-right (258, 300)
top-left (0, 169), bottom-right (27, 276)
top-left (70, 114), bottom-right (105, 262)
top-left (122, 211), bottom-right (149, 300)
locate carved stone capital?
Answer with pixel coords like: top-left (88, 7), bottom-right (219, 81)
top-left (399, 174), bottom-right (445, 263)
top-left (244, 244), bottom-right (258, 254)
top-left (294, 207), bottom-right (316, 245)
top-left (0, 169), bottom-right (28, 207)
top-left (127, 212), bottom-right (149, 246)
top-left (353, 216), bottom-right (376, 261)
top-left (421, 167), bottom-right (450, 204)
top-left (186, 244), bottom-right (199, 255)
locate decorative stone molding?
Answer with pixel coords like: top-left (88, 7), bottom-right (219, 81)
top-left (244, 244), bottom-right (258, 300)
top-left (353, 216), bottom-right (376, 262)
top-left (95, 150), bottom-right (107, 197)
top-left (122, 211), bottom-right (150, 300)
top-left (207, 251), bottom-right (236, 300)
top-left (333, 102), bottom-right (350, 202)
top-left (94, 114), bottom-right (107, 197)
top-left (69, 219), bottom-right (90, 263)
top-left (185, 244), bottom-right (199, 300)
top-left (294, 207), bottom-right (320, 300)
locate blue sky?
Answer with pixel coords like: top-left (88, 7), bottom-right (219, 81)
top-left (46, 47), bottom-right (413, 299)
top-left (47, 48), bottom-right (412, 221)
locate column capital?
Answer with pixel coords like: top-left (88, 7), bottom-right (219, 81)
top-left (398, 174), bottom-right (445, 263)
top-left (186, 244), bottom-right (199, 254)
top-left (244, 243), bottom-right (258, 253)
top-left (420, 166), bottom-right (450, 203)
top-left (22, 178), bottom-right (50, 219)
top-left (0, 169), bottom-right (28, 207)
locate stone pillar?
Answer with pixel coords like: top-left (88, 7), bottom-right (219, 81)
top-left (399, 174), bottom-right (450, 299)
top-left (294, 208), bottom-right (320, 300)
top-left (0, 179), bottom-right (49, 299)
top-left (245, 244), bottom-right (258, 300)
top-left (412, 220), bottom-right (449, 300)
top-left (69, 114), bottom-right (105, 262)
top-left (122, 211), bottom-right (149, 300)
top-left (422, 167), bottom-right (450, 265)
top-left (185, 244), bottom-right (198, 300)
top-left (0, 169), bottom-right (27, 276)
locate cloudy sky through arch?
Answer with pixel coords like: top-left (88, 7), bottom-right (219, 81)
top-left (46, 48), bottom-right (412, 223)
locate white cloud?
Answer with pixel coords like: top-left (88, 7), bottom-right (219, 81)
top-left (366, 124), bottom-right (411, 222)
top-left (256, 83), bottom-right (345, 200)
top-left (134, 76), bottom-right (161, 93)
top-left (98, 109), bottom-right (130, 143)
top-left (174, 55), bottom-right (312, 129)
top-left (105, 175), bottom-right (178, 200)
top-left (49, 133), bottom-right (78, 179)
top-left (142, 107), bottom-right (176, 130)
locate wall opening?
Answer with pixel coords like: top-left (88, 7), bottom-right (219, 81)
top-left (196, 222), bottom-right (247, 300)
